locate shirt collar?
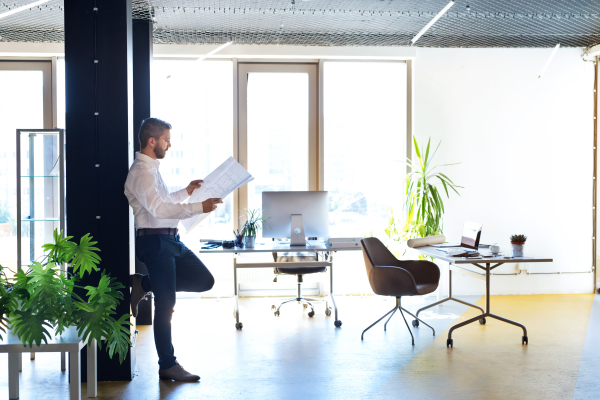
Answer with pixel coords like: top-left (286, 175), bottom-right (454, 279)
top-left (136, 152), bottom-right (160, 167)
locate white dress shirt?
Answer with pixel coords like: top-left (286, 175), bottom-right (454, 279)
top-left (124, 152), bottom-right (203, 229)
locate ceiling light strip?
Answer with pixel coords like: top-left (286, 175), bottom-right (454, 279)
top-left (409, 0), bottom-right (455, 46)
top-left (0, 0), bottom-right (50, 20)
top-left (538, 43), bottom-right (560, 79)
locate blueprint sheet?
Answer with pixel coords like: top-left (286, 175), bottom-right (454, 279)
top-left (180, 157), bottom-right (254, 233)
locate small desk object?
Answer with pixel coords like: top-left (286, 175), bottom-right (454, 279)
top-left (0, 326), bottom-right (97, 399)
top-left (414, 246), bottom-right (552, 347)
top-left (198, 241), bottom-right (361, 330)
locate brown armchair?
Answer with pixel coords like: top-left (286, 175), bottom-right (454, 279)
top-left (360, 237), bottom-right (440, 345)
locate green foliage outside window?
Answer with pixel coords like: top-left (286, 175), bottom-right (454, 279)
top-left (0, 229), bottom-right (131, 363)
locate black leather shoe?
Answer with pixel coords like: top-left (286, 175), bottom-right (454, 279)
top-left (130, 273), bottom-right (146, 318)
top-left (159, 363), bottom-right (200, 382)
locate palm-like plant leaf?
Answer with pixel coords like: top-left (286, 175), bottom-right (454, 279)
top-left (71, 234), bottom-right (101, 277)
top-left (41, 229), bottom-right (76, 264)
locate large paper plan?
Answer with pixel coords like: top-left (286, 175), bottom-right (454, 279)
top-left (181, 157), bottom-right (254, 233)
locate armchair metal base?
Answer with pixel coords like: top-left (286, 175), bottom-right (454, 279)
top-left (271, 283), bottom-right (332, 318)
top-left (361, 297), bottom-right (435, 345)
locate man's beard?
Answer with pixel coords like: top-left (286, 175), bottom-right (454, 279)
top-left (154, 146), bottom-right (166, 159)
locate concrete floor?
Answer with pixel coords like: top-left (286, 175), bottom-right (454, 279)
top-left (0, 294), bottom-right (597, 400)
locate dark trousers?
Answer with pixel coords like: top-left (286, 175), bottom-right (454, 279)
top-left (136, 234), bottom-right (215, 370)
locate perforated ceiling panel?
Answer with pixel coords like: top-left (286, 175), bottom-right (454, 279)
top-left (0, 0), bottom-right (599, 48)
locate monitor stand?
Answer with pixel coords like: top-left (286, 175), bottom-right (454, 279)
top-left (290, 214), bottom-right (306, 246)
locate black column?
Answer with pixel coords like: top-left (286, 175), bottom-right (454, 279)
top-left (132, 19), bottom-right (153, 154)
top-left (64, 0), bottom-right (135, 381)
top-left (132, 18), bottom-right (154, 324)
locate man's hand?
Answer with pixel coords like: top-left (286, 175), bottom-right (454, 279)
top-left (202, 198), bottom-right (223, 213)
top-left (186, 180), bottom-right (203, 196)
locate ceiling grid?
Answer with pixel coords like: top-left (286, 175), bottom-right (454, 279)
top-left (0, 0), bottom-right (598, 47)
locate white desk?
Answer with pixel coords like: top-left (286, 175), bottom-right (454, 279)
top-left (198, 241), bottom-right (361, 330)
top-left (0, 326), bottom-right (97, 400)
top-left (414, 245), bottom-right (553, 347)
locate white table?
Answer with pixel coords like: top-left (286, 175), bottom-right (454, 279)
top-left (198, 241), bottom-right (361, 330)
top-left (414, 246), bottom-right (553, 347)
top-left (0, 326), bottom-right (97, 400)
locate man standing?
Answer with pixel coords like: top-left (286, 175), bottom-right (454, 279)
top-left (125, 117), bottom-right (222, 382)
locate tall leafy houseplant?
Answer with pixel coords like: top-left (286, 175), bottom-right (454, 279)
top-left (0, 229), bottom-right (131, 363)
top-left (386, 137), bottom-right (462, 244)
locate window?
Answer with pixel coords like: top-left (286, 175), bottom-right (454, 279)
top-left (324, 62), bottom-right (407, 238)
top-left (151, 60), bottom-right (234, 249)
top-left (0, 62), bottom-right (51, 273)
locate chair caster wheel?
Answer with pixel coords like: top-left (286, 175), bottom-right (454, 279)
top-left (308, 311), bottom-right (315, 317)
top-left (479, 317), bottom-right (486, 325)
top-left (303, 304), bottom-right (308, 309)
top-left (274, 311), bottom-right (280, 317)
top-left (273, 277), bottom-right (277, 282)
top-left (235, 322), bottom-right (243, 330)
top-left (447, 339), bottom-right (453, 348)
top-left (271, 305), bottom-right (276, 310)
top-left (334, 320), bottom-right (342, 328)
top-left (325, 308), bottom-right (332, 316)
top-left (412, 319), bottom-right (419, 327)
top-left (522, 336), bottom-right (528, 345)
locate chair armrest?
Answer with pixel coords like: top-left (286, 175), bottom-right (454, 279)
top-left (368, 265), bottom-right (419, 297)
top-left (399, 260), bottom-right (440, 285)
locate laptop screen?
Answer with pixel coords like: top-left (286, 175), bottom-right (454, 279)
top-left (460, 222), bottom-right (483, 249)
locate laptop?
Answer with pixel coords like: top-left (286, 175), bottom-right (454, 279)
top-left (432, 222), bottom-right (483, 252)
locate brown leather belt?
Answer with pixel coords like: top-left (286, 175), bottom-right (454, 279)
top-left (136, 228), bottom-right (179, 236)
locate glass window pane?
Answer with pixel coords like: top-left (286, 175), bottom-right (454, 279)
top-left (324, 62), bottom-right (407, 238)
top-left (246, 73), bottom-right (309, 211)
top-left (0, 70), bottom-right (44, 271)
top-left (151, 60), bottom-right (233, 249)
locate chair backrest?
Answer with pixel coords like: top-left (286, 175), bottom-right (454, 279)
top-left (361, 237), bottom-right (400, 275)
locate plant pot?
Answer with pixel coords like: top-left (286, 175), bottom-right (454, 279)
top-left (511, 242), bottom-right (525, 257)
top-left (244, 236), bottom-right (256, 248)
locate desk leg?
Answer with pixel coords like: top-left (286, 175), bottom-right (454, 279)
top-left (446, 264), bottom-right (528, 347)
top-left (18, 352), bottom-right (21, 372)
top-left (61, 351), bottom-right (66, 371)
top-left (87, 339), bottom-right (97, 398)
top-left (233, 255), bottom-right (242, 331)
top-left (415, 269), bottom-right (485, 318)
top-left (8, 353), bottom-right (19, 400)
top-left (69, 349), bottom-right (81, 400)
top-left (329, 255), bottom-right (341, 328)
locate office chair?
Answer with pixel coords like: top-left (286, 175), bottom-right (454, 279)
top-left (271, 252), bottom-right (332, 318)
top-left (360, 237), bottom-right (440, 345)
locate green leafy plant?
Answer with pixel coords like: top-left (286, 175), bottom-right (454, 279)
top-left (239, 208), bottom-right (269, 237)
top-left (386, 137), bottom-right (462, 244)
top-left (510, 234), bottom-right (527, 243)
top-left (0, 229), bottom-right (131, 363)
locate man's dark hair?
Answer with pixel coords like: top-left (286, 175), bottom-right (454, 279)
top-left (139, 118), bottom-right (172, 148)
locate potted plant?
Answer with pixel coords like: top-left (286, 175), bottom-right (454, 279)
top-left (239, 208), bottom-right (268, 248)
top-left (0, 229), bottom-right (131, 363)
top-left (385, 137), bottom-right (462, 256)
top-left (510, 234), bottom-right (527, 257)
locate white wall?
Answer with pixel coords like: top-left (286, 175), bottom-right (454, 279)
top-left (414, 47), bottom-right (595, 295)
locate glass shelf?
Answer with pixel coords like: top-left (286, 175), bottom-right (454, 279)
top-left (20, 175), bottom-right (59, 178)
top-left (21, 219), bottom-right (60, 222)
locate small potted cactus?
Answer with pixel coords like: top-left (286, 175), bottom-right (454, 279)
top-left (510, 234), bottom-right (527, 257)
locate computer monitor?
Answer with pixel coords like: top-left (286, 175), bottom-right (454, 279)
top-left (262, 191), bottom-right (329, 246)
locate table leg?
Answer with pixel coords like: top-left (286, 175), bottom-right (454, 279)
top-left (329, 255), bottom-right (341, 328)
top-left (87, 339), bottom-right (97, 398)
top-left (8, 353), bottom-right (19, 400)
top-left (30, 352), bottom-right (35, 360)
top-left (69, 350), bottom-right (81, 400)
top-left (233, 255), bottom-right (242, 330)
top-left (446, 263), bottom-right (528, 347)
top-left (61, 351), bottom-right (66, 371)
top-left (416, 269), bottom-right (485, 318)
top-left (18, 352), bottom-right (21, 372)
